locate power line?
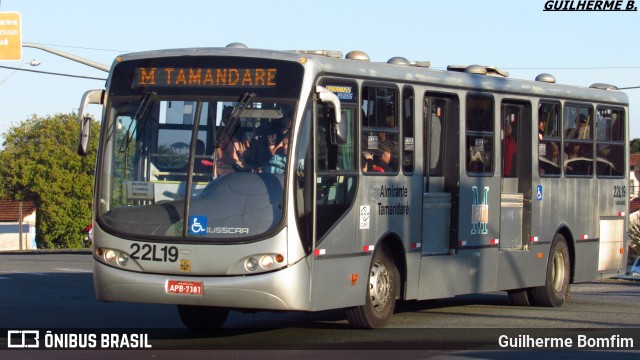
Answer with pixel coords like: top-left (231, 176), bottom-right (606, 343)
top-left (0, 65), bottom-right (106, 81)
top-left (8, 43), bottom-right (640, 88)
top-left (25, 42), bottom-right (130, 53)
top-left (25, 42), bottom-right (640, 70)
top-left (503, 66), bottom-right (640, 70)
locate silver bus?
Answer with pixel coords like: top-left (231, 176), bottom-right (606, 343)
top-left (78, 43), bottom-right (629, 329)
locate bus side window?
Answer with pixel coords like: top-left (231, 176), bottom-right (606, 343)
top-left (563, 105), bottom-right (594, 177)
top-left (596, 107), bottom-right (625, 177)
top-left (538, 102), bottom-right (561, 176)
top-left (466, 95), bottom-right (494, 175)
top-left (361, 85), bottom-right (399, 174)
top-left (428, 100), bottom-right (444, 177)
top-left (402, 86), bottom-right (414, 174)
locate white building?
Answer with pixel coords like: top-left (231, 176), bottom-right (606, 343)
top-left (0, 199), bottom-right (36, 251)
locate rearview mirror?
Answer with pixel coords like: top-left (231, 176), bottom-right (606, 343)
top-left (77, 89), bottom-right (103, 155)
top-left (315, 86), bottom-right (346, 144)
top-left (77, 116), bottom-right (92, 156)
top-left (330, 110), bottom-right (349, 145)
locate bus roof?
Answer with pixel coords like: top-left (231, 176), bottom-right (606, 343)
top-left (111, 45), bottom-right (628, 106)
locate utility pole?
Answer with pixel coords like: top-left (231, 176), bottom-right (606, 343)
top-left (18, 201), bottom-right (22, 250)
top-left (22, 42), bottom-right (110, 72)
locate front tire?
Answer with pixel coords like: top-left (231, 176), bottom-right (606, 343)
top-left (530, 234), bottom-right (570, 307)
top-left (177, 305), bottom-right (229, 330)
top-left (345, 244), bottom-right (398, 328)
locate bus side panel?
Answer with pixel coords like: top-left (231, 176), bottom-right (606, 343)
top-left (404, 252), bottom-right (421, 300)
top-left (593, 177), bottom-right (628, 279)
top-left (534, 177), bottom-right (605, 283)
top-left (310, 255), bottom-right (370, 311)
top-left (417, 248), bottom-right (498, 300)
top-left (496, 250), bottom-right (547, 290)
top-left (417, 255), bottom-right (458, 299)
top-left (573, 241), bottom-right (600, 282)
top-left (596, 217), bottom-right (627, 277)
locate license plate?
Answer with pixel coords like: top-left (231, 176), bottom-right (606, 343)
top-left (166, 280), bottom-right (203, 295)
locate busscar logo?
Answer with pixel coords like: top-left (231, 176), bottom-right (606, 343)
top-left (543, 0), bottom-right (637, 11)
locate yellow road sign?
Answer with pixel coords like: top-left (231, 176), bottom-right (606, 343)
top-left (0, 12), bottom-right (22, 61)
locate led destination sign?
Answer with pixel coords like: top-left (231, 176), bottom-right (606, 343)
top-left (134, 67), bottom-right (278, 88)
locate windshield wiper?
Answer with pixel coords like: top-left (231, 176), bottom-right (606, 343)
top-left (119, 91), bottom-right (155, 153)
top-left (214, 92), bottom-right (256, 150)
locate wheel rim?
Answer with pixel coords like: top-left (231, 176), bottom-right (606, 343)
top-left (369, 259), bottom-right (391, 312)
top-left (551, 250), bottom-right (566, 293)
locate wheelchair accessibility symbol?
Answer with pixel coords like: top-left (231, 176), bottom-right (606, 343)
top-left (189, 216), bottom-right (208, 236)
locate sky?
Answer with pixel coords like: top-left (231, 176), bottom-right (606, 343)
top-left (1, 0), bottom-right (639, 143)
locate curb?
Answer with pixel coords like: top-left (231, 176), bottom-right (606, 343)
top-left (0, 249), bottom-right (92, 255)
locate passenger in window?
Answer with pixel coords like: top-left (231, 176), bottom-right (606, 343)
top-left (539, 142), bottom-right (560, 175)
top-left (469, 148), bottom-right (486, 173)
top-left (597, 145), bottom-right (621, 176)
top-left (538, 115), bottom-right (546, 140)
top-left (548, 142), bottom-right (560, 164)
top-left (565, 114), bottom-right (590, 139)
top-left (217, 129), bottom-right (251, 174)
top-left (194, 139), bottom-right (214, 175)
top-left (252, 117), bottom-right (291, 167)
top-left (361, 151), bottom-right (374, 172)
top-left (268, 118), bottom-right (291, 157)
top-left (565, 143), bottom-right (589, 175)
top-left (610, 112), bottom-right (621, 141)
top-left (503, 120), bottom-right (517, 177)
top-left (468, 136), bottom-right (492, 174)
top-left (373, 141), bottom-right (393, 172)
top-left (265, 136), bottom-right (288, 174)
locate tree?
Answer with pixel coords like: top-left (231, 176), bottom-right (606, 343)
top-left (631, 138), bottom-right (640, 154)
top-left (0, 113), bottom-right (100, 249)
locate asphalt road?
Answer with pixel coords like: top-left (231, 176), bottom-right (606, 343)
top-left (1, 252), bottom-right (639, 359)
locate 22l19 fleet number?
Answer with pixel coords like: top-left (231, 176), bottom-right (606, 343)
top-left (130, 243), bottom-right (179, 263)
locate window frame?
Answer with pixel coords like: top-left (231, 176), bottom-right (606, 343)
top-left (402, 85), bottom-right (415, 175)
top-left (465, 93), bottom-right (495, 177)
top-left (360, 82), bottom-right (400, 175)
top-left (562, 102), bottom-right (594, 178)
top-left (538, 100), bottom-right (562, 178)
top-left (595, 106), bottom-right (625, 178)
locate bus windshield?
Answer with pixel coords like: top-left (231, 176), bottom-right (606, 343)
top-left (96, 56), bottom-right (302, 242)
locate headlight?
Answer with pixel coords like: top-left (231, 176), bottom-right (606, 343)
top-left (260, 255), bottom-right (274, 269)
top-left (117, 253), bottom-right (129, 266)
top-left (245, 257), bottom-right (259, 272)
top-left (104, 249), bottom-right (116, 262)
top-left (243, 254), bottom-right (284, 273)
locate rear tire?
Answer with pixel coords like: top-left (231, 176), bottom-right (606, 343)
top-left (345, 244), bottom-right (398, 328)
top-left (507, 288), bottom-right (532, 306)
top-left (177, 305), bottom-right (229, 330)
top-left (530, 234), bottom-right (570, 307)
